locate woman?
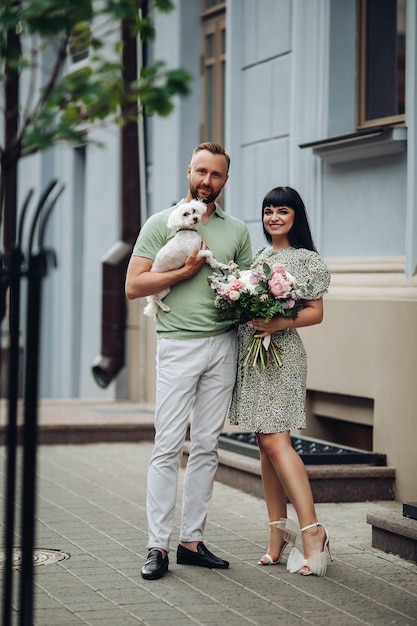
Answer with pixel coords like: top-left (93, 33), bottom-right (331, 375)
top-left (228, 186), bottom-right (332, 576)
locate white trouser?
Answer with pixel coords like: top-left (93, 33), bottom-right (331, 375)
top-left (146, 330), bottom-right (238, 552)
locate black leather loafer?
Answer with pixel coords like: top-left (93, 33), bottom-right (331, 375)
top-left (176, 542), bottom-right (229, 569)
top-left (141, 549), bottom-right (169, 580)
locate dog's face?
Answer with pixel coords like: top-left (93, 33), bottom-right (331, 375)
top-left (167, 200), bottom-right (207, 230)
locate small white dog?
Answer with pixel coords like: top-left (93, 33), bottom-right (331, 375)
top-left (144, 199), bottom-right (230, 317)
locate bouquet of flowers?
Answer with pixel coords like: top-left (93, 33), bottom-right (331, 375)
top-left (208, 261), bottom-right (312, 368)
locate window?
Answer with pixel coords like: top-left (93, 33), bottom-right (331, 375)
top-left (69, 21), bottom-right (91, 64)
top-left (357, 0), bottom-right (406, 129)
top-left (201, 1), bottom-right (226, 144)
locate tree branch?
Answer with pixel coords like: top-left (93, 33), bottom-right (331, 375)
top-left (16, 34), bottom-right (69, 146)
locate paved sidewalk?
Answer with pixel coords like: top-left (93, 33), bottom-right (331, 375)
top-left (1, 401), bottom-right (417, 625)
top-left (1, 439), bottom-right (416, 625)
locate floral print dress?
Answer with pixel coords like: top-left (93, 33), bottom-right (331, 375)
top-left (228, 246), bottom-right (330, 434)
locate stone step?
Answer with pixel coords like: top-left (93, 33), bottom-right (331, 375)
top-left (219, 432), bottom-right (387, 466)
top-left (403, 501), bottom-right (417, 520)
top-left (1, 409), bottom-right (396, 503)
top-left (182, 444), bottom-right (396, 503)
top-left (0, 422), bottom-right (156, 445)
top-left (367, 511), bottom-right (417, 564)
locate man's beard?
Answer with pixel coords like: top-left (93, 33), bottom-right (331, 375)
top-left (189, 184), bottom-right (219, 204)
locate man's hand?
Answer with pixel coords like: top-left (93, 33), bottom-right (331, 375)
top-left (125, 241), bottom-right (209, 300)
top-left (183, 244), bottom-right (207, 277)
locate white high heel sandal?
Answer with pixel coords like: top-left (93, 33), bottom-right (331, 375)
top-left (287, 521), bottom-right (333, 576)
top-left (258, 517), bottom-right (300, 565)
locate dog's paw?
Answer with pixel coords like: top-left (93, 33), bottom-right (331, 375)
top-left (144, 298), bottom-right (158, 317)
top-left (144, 293), bottom-right (172, 316)
top-left (199, 251), bottom-right (220, 267)
top-left (204, 256), bottom-right (230, 270)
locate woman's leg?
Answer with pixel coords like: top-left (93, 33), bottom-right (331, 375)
top-left (258, 432), bottom-right (327, 562)
top-left (256, 434), bottom-right (289, 562)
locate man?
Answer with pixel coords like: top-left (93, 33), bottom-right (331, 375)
top-left (125, 142), bottom-right (252, 580)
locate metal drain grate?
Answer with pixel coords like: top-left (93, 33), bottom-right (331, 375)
top-left (219, 432), bottom-right (386, 465)
top-left (0, 548), bottom-right (70, 567)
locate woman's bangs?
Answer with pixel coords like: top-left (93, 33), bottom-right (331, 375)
top-left (263, 188), bottom-right (294, 209)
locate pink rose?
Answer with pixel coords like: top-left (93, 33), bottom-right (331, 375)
top-left (271, 264), bottom-right (287, 278)
top-left (228, 290), bottom-right (241, 301)
top-left (268, 272), bottom-right (291, 298)
top-left (227, 276), bottom-right (243, 290)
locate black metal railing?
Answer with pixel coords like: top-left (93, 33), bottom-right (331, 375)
top-left (1, 180), bottom-right (63, 626)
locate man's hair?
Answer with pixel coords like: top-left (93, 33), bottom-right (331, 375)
top-left (191, 142), bottom-right (230, 173)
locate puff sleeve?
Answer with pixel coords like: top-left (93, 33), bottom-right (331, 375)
top-left (298, 250), bottom-right (330, 300)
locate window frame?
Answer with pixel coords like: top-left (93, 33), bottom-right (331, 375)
top-left (201, 1), bottom-right (226, 144)
top-left (356, 0), bottom-right (406, 130)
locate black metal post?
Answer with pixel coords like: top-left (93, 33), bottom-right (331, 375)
top-left (1, 181), bottom-right (62, 626)
top-left (18, 253), bottom-right (44, 625)
top-left (2, 248), bottom-right (24, 626)
top-left (18, 183), bottom-right (61, 626)
top-left (2, 188), bottom-right (33, 626)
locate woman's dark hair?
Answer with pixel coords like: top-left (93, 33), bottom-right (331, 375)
top-left (262, 186), bottom-right (317, 252)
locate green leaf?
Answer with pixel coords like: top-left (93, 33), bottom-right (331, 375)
top-left (263, 262), bottom-right (272, 279)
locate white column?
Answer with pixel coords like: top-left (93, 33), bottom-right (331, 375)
top-left (405, 0), bottom-right (417, 277)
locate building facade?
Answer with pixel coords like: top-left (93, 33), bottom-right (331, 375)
top-left (14, 0), bottom-right (417, 500)
top-left (131, 0), bottom-right (417, 502)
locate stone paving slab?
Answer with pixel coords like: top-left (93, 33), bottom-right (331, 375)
top-left (1, 442), bottom-right (417, 625)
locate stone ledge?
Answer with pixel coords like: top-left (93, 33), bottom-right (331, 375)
top-left (367, 512), bottom-right (417, 564)
top-left (182, 445), bottom-right (396, 503)
top-left (367, 512), bottom-right (417, 541)
top-left (0, 423), bottom-right (156, 445)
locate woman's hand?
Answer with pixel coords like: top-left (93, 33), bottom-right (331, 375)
top-left (250, 317), bottom-right (288, 337)
top-left (249, 299), bottom-right (324, 336)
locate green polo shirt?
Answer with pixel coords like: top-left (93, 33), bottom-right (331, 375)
top-left (133, 200), bottom-right (253, 338)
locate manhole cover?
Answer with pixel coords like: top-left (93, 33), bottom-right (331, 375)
top-left (0, 549), bottom-right (70, 567)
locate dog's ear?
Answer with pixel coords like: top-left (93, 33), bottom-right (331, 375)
top-left (167, 208), bottom-right (180, 229)
top-left (189, 200), bottom-right (207, 216)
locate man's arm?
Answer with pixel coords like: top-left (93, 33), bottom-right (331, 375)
top-left (125, 246), bottom-right (207, 300)
top-left (236, 227), bottom-right (253, 270)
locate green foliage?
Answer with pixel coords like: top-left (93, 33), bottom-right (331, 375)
top-left (0, 0), bottom-right (192, 159)
top-left (139, 62), bottom-right (191, 116)
top-left (20, 0), bottom-right (94, 35)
